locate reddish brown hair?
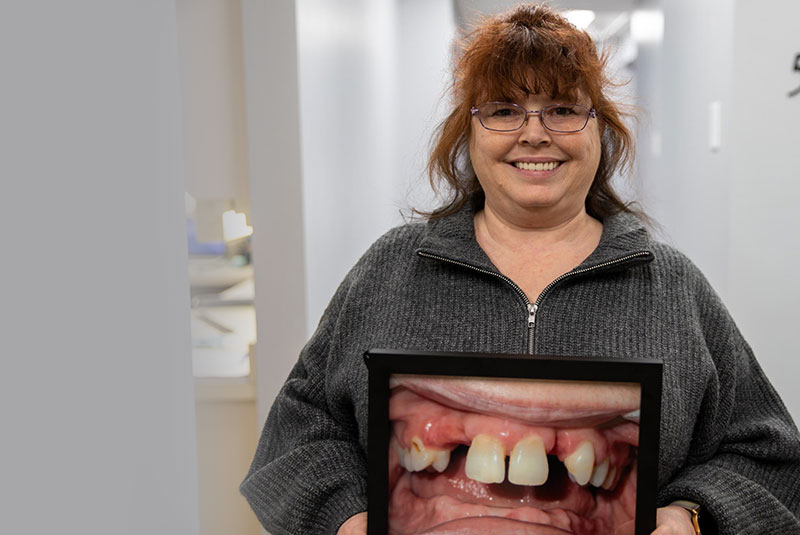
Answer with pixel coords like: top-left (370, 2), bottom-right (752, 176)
top-left (425, 3), bottom-right (637, 219)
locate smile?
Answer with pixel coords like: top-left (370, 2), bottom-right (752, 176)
top-left (513, 161), bottom-right (561, 171)
top-left (387, 375), bottom-right (640, 535)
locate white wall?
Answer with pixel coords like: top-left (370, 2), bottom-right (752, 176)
top-left (297, 0), bottom-right (453, 334)
top-left (241, 0), bottom-right (308, 424)
top-left (635, 0), bottom-right (735, 296)
top-left (177, 0), bottom-right (250, 216)
top-left (635, 0), bottom-right (800, 419)
top-left (0, 2), bottom-right (199, 534)
top-left (726, 0), bottom-right (800, 417)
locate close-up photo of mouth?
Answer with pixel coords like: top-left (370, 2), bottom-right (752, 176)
top-left (387, 375), bottom-right (641, 535)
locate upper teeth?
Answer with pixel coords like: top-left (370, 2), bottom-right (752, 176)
top-left (514, 161), bottom-right (559, 171)
top-left (396, 434), bottom-right (621, 490)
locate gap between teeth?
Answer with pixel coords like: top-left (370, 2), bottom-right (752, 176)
top-left (514, 161), bottom-right (559, 171)
top-left (398, 435), bottom-right (614, 489)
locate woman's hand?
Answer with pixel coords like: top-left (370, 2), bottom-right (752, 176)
top-left (651, 506), bottom-right (696, 534)
top-left (615, 506), bottom-right (695, 535)
top-left (337, 512), bottom-right (367, 535)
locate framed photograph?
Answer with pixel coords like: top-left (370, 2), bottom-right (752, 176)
top-left (364, 349), bottom-right (662, 535)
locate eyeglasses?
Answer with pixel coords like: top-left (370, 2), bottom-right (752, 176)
top-left (470, 102), bottom-right (597, 133)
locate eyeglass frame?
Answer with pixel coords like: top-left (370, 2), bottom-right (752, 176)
top-left (470, 102), bottom-right (598, 133)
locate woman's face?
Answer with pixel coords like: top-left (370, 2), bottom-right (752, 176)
top-left (469, 92), bottom-right (602, 225)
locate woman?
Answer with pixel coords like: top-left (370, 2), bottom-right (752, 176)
top-left (242, 4), bottom-right (800, 534)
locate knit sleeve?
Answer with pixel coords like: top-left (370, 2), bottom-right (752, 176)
top-left (240, 268), bottom-right (368, 535)
top-left (656, 273), bottom-right (800, 534)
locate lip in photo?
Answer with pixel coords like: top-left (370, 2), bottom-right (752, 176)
top-left (365, 350), bottom-right (662, 535)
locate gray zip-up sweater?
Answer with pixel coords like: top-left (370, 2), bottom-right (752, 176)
top-left (242, 198), bottom-right (800, 535)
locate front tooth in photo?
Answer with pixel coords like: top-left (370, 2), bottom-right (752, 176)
top-left (465, 434), bottom-right (505, 484)
top-left (589, 458), bottom-right (610, 487)
top-left (564, 440), bottom-right (595, 486)
top-left (508, 435), bottom-right (548, 486)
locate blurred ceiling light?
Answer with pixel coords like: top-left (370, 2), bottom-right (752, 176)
top-left (630, 10), bottom-right (664, 43)
top-left (222, 209), bottom-right (253, 242)
top-left (595, 12), bottom-right (630, 42)
top-left (564, 10), bottom-right (596, 30)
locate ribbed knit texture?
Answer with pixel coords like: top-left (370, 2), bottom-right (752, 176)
top-left (241, 199), bottom-right (800, 535)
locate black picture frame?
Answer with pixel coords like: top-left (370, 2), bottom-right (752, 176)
top-left (364, 348), bottom-right (662, 535)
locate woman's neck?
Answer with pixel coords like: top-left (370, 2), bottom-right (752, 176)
top-left (473, 203), bottom-right (604, 303)
top-left (475, 202), bottom-right (603, 254)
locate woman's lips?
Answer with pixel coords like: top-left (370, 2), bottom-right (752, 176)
top-left (416, 516), bottom-right (575, 535)
top-left (390, 375), bottom-right (641, 425)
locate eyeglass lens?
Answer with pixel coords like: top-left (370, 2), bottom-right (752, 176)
top-left (476, 102), bottom-right (591, 132)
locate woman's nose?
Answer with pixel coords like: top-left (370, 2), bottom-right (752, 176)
top-left (518, 112), bottom-right (552, 146)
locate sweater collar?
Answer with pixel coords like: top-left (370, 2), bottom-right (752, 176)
top-left (416, 195), bottom-right (653, 274)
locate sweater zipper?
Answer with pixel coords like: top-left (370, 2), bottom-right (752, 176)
top-left (527, 303), bottom-right (537, 355)
top-left (417, 250), bottom-right (652, 355)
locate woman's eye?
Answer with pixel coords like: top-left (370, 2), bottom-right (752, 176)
top-left (491, 106), bottom-right (520, 117)
top-left (551, 106), bottom-right (577, 115)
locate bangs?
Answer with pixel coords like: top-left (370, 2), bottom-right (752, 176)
top-left (473, 59), bottom-right (585, 104)
top-left (456, 12), bottom-right (602, 106)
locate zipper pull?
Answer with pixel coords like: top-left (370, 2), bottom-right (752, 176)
top-left (528, 303), bottom-right (538, 327)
